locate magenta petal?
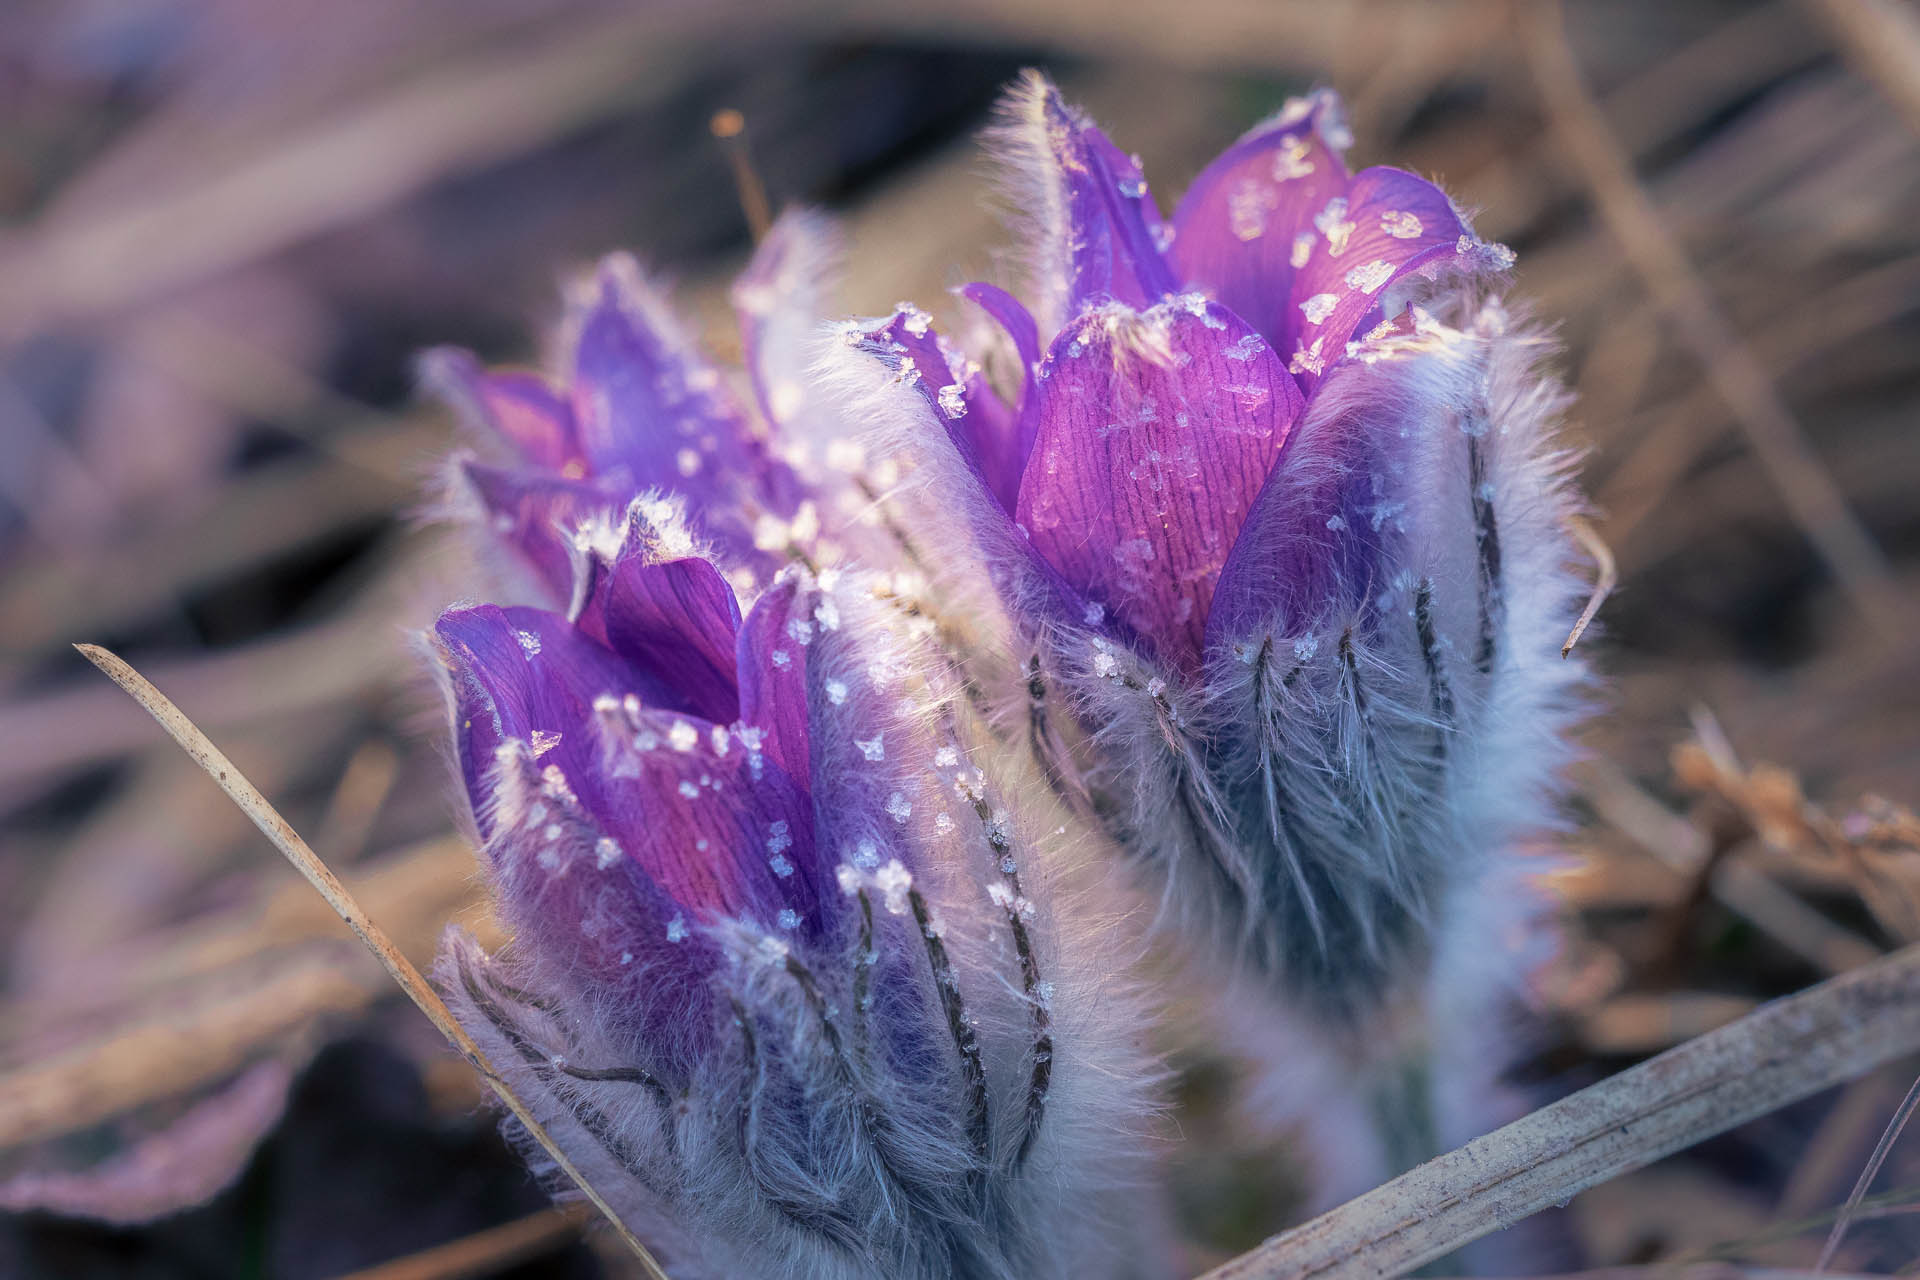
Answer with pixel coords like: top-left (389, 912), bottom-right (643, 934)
top-left (422, 348), bottom-right (584, 474)
top-left (1168, 91), bottom-right (1353, 367)
top-left (575, 548), bottom-right (742, 727)
top-left (1008, 73), bottom-right (1181, 324)
top-left (1016, 298), bottom-right (1303, 670)
top-left (459, 461), bottom-right (619, 603)
top-left (1278, 165), bottom-right (1499, 395)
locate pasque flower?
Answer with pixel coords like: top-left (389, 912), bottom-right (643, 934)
top-left (827, 73), bottom-right (1587, 1203)
top-left (422, 213), bottom-right (862, 603)
top-left (428, 494), bottom-right (1162, 1278)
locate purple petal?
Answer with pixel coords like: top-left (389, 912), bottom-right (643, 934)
top-left (846, 304), bottom-right (1025, 514)
top-left (1168, 91), bottom-right (1354, 369)
top-left (1278, 165), bottom-right (1500, 395)
top-left (960, 282), bottom-right (1041, 511)
top-left (436, 605), bottom-right (830, 973)
top-left (840, 308), bottom-right (1087, 624)
top-left (574, 545), bottom-right (742, 727)
top-left (434, 604), bottom-right (666, 832)
top-left (422, 347), bottom-right (584, 475)
top-left (1001, 72), bottom-right (1180, 328)
top-left (1015, 297), bottom-right (1303, 670)
top-left (458, 460), bottom-right (620, 603)
top-left (451, 741), bottom-right (723, 1045)
top-left (732, 569), bottom-right (819, 789)
top-left (734, 209), bottom-right (837, 440)
top-left (568, 254), bottom-right (804, 539)
top-left (1207, 352), bottom-right (1436, 648)
top-left (586, 701), bottom-right (828, 941)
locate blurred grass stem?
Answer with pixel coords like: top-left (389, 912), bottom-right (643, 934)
top-left (1197, 941), bottom-right (1920, 1279)
top-left (1521, 0), bottom-right (1907, 642)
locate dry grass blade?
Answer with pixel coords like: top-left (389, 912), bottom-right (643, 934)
top-left (1564, 515), bottom-right (1616, 657)
top-left (1195, 942), bottom-right (1920, 1279)
top-left (1802, 0), bottom-right (1920, 137)
top-left (1521, 0), bottom-right (1907, 641)
top-left (73, 644), bottom-right (670, 1280)
top-left (330, 1203), bottom-right (590, 1280)
top-left (1814, 1072), bottom-right (1920, 1269)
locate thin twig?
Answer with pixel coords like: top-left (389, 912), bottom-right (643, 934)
top-left (1196, 942), bottom-right (1920, 1279)
top-left (1563, 515), bottom-right (1616, 657)
top-left (74, 644), bottom-right (670, 1280)
top-left (1521, 0), bottom-right (1907, 641)
top-left (710, 109), bottom-right (772, 243)
top-left (330, 1203), bottom-right (590, 1280)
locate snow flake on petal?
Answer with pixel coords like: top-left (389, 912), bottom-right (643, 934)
top-left (1228, 176), bottom-right (1279, 242)
top-left (1314, 197), bottom-right (1355, 257)
top-left (1380, 210), bottom-right (1424, 238)
top-left (874, 860), bottom-right (913, 914)
top-left (1344, 259), bottom-right (1395, 294)
top-left (1270, 134), bottom-right (1316, 181)
top-left (1289, 336), bottom-right (1326, 376)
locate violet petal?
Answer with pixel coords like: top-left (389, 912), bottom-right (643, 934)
top-left (422, 347), bottom-right (584, 475)
top-left (568, 254), bottom-right (803, 544)
top-left (1168, 91), bottom-right (1352, 370)
top-left (734, 209), bottom-right (837, 441)
top-left (574, 548), bottom-right (742, 728)
top-left (1278, 164), bottom-right (1496, 395)
top-left (433, 604), bottom-right (664, 832)
top-left (732, 569), bottom-right (819, 790)
top-left (459, 460), bottom-right (621, 604)
top-left (1015, 297), bottom-right (1302, 670)
top-left (960, 281), bottom-right (1042, 510)
top-left (1004, 72), bottom-right (1181, 328)
top-left (841, 308), bottom-right (1087, 623)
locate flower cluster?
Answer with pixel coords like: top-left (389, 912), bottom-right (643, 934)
top-left (421, 68), bottom-right (1589, 1273)
top-left (425, 222), bottom-right (1159, 1277)
top-left (824, 74), bottom-right (1586, 1199)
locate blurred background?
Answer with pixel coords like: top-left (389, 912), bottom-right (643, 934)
top-left (2, 0), bottom-right (1918, 1275)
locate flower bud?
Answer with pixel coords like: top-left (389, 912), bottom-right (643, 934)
top-left (429, 496), bottom-right (1164, 1277)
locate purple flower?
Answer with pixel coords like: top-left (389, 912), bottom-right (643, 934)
top-left (828, 73), bottom-right (1585, 1032)
top-left (423, 219), bottom-right (851, 603)
top-left (428, 496), bottom-right (1162, 1278)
